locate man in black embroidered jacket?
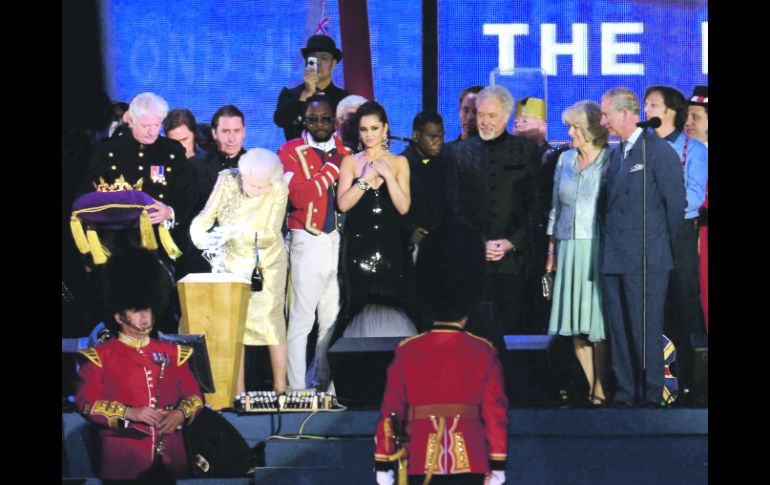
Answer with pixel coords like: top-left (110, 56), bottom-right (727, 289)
top-left (449, 85), bottom-right (545, 345)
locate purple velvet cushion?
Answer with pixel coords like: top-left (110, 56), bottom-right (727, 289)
top-left (72, 191), bottom-right (157, 230)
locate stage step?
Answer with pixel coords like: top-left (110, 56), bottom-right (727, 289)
top-left (253, 467), bottom-right (374, 484)
top-left (63, 408), bottom-right (708, 481)
top-left (259, 434), bottom-right (706, 482)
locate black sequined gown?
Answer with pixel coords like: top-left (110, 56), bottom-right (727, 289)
top-left (335, 179), bottom-right (417, 338)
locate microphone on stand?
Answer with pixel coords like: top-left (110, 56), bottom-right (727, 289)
top-left (636, 117), bottom-right (662, 129)
top-left (388, 135), bottom-right (413, 144)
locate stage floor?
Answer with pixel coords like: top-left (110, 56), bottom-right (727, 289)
top-left (63, 405), bottom-right (707, 484)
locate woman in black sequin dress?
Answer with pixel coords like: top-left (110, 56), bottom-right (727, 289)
top-left (334, 101), bottom-right (417, 338)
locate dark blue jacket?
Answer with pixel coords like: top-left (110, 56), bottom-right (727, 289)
top-left (601, 133), bottom-right (685, 274)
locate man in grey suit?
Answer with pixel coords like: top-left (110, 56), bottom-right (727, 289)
top-left (599, 88), bottom-right (685, 407)
top-left (449, 85), bottom-right (544, 347)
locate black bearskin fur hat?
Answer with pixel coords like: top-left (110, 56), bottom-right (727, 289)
top-left (102, 247), bottom-right (171, 318)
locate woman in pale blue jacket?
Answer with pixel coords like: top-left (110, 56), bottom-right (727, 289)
top-left (546, 100), bottom-right (610, 405)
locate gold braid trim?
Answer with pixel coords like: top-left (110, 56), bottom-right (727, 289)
top-left (177, 345), bottom-right (194, 366)
top-left (77, 348), bottom-right (102, 368)
top-left (177, 395), bottom-right (204, 424)
top-left (398, 332), bottom-right (427, 348)
top-left (376, 417), bottom-right (409, 485)
top-left (91, 400), bottom-right (128, 428)
top-left (383, 418), bottom-right (393, 453)
top-left (71, 203), bottom-right (156, 216)
top-left (451, 432), bottom-right (471, 473)
top-left (465, 331), bottom-right (495, 349)
top-left (423, 417), bottom-right (446, 485)
top-left (375, 449), bottom-right (408, 485)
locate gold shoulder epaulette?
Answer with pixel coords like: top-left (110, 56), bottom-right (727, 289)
top-left (177, 345), bottom-right (194, 366)
top-left (465, 331), bottom-right (494, 349)
top-left (78, 347), bottom-right (102, 368)
top-left (398, 332), bottom-right (427, 347)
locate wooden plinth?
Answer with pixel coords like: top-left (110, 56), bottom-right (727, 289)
top-left (177, 273), bottom-right (250, 410)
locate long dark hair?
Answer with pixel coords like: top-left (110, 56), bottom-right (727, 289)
top-left (354, 101), bottom-right (389, 129)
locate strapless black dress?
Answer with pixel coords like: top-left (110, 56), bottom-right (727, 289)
top-left (339, 179), bottom-right (415, 322)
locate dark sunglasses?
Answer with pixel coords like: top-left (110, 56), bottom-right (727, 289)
top-left (306, 115), bottom-right (334, 125)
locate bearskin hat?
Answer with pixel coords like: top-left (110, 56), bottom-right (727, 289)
top-left (415, 221), bottom-right (486, 323)
top-left (102, 246), bottom-right (171, 317)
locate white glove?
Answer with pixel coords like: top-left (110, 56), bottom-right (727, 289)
top-left (486, 470), bottom-right (506, 485)
top-left (376, 470), bottom-right (395, 485)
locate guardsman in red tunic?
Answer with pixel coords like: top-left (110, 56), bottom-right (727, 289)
top-left (374, 223), bottom-right (509, 485)
top-left (75, 247), bottom-right (203, 481)
top-left (279, 94), bottom-right (350, 391)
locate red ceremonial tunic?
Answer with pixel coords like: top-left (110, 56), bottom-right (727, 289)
top-left (374, 324), bottom-right (509, 477)
top-left (278, 132), bottom-right (349, 234)
top-left (75, 335), bottom-right (204, 480)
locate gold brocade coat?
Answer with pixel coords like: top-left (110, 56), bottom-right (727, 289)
top-left (190, 169), bottom-right (288, 346)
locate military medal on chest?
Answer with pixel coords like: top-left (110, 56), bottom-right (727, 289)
top-left (150, 165), bottom-right (167, 184)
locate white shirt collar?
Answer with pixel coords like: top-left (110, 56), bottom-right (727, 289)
top-left (305, 131), bottom-right (337, 153)
top-left (624, 127), bottom-right (643, 152)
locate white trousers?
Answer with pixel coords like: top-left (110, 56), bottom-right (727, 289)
top-left (286, 229), bottom-right (340, 390)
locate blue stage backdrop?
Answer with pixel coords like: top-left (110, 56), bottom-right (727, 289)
top-left (101, 0), bottom-right (705, 150)
top-left (101, 0), bottom-right (421, 152)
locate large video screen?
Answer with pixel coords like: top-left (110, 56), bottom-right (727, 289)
top-left (438, 0), bottom-right (708, 142)
top-left (100, 0), bottom-right (706, 150)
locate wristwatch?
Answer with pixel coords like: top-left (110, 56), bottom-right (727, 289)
top-left (356, 179), bottom-right (371, 191)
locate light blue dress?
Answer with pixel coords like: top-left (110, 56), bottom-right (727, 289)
top-left (547, 148), bottom-right (609, 342)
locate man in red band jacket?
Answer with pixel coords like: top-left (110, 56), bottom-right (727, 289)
top-left (279, 95), bottom-right (350, 392)
top-left (75, 248), bottom-right (203, 481)
top-left (374, 222), bottom-right (509, 485)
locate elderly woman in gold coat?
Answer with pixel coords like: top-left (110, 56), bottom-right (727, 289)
top-left (190, 148), bottom-right (289, 393)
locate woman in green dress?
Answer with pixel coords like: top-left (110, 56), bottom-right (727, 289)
top-left (545, 100), bottom-right (610, 405)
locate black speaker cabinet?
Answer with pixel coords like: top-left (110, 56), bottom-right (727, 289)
top-left (328, 337), bottom-right (402, 406)
top-left (690, 334), bottom-right (708, 407)
top-left (329, 335), bottom-right (564, 408)
top-left (503, 335), bottom-right (561, 406)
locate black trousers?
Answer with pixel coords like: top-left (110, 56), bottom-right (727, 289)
top-left (665, 219), bottom-right (706, 392)
top-left (485, 273), bottom-right (535, 335)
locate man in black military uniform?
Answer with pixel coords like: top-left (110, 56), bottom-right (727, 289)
top-left (80, 92), bottom-right (192, 243)
top-left (274, 35), bottom-right (350, 141)
top-left (78, 92), bottom-right (192, 333)
top-left (449, 85), bottom-right (544, 347)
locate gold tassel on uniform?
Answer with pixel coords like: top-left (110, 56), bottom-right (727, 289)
top-left (70, 216), bottom-right (91, 254)
top-left (139, 209), bottom-right (158, 250)
top-left (158, 225), bottom-right (182, 260)
top-left (86, 229), bottom-right (110, 264)
top-left (383, 448), bottom-right (409, 485)
top-left (423, 417), bottom-right (446, 485)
